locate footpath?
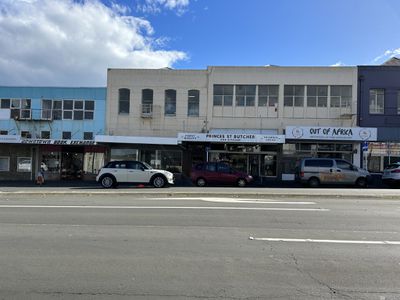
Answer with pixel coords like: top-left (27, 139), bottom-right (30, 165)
top-left (0, 184), bottom-right (399, 200)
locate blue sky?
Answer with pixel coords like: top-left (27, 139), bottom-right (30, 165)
top-left (0, 0), bottom-right (399, 86)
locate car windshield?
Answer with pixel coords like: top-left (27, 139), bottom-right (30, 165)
top-left (385, 163), bottom-right (400, 169)
top-left (142, 162), bottom-right (153, 169)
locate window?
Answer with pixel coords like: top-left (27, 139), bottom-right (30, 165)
top-left (62, 131), bottom-right (71, 139)
top-left (53, 100), bottom-right (62, 120)
top-left (17, 157), bottom-right (32, 172)
top-left (307, 86), bottom-right (328, 107)
top-left (205, 162), bottom-right (217, 172)
top-left (0, 130), bottom-right (8, 135)
top-left (398, 91), bottom-right (400, 115)
top-left (63, 100), bottom-right (73, 119)
top-left (118, 88), bottom-right (130, 114)
top-left (335, 159), bottom-right (353, 170)
top-left (1, 99), bottom-right (10, 108)
top-left (126, 161), bottom-right (143, 170)
top-left (258, 85), bottom-right (279, 107)
top-left (218, 163), bottom-right (231, 173)
top-left (83, 132), bottom-right (93, 140)
top-left (41, 131), bottom-right (51, 139)
top-left (0, 157), bottom-right (10, 171)
top-left (165, 89), bottom-right (176, 116)
top-left (304, 159), bottom-right (333, 168)
top-left (41, 100), bottom-right (52, 119)
top-left (21, 131), bottom-right (31, 138)
top-left (188, 89), bottom-right (200, 116)
top-left (20, 99), bottom-right (31, 119)
top-left (369, 89), bottom-right (384, 114)
top-left (331, 86), bottom-right (352, 108)
top-left (213, 85), bottom-right (233, 106)
top-left (84, 100), bottom-right (95, 120)
top-left (9, 99), bottom-right (31, 120)
top-left (284, 85), bottom-right (304, 107)
top-left (236, 85), bottom-right (256, 106)
top-left (73, 100), bottom-right (84, 120)
top-left (142, 89), bottom-right (153, 115)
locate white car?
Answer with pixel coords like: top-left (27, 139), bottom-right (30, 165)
top-left (382, 162), bottom-right (400, 187)
top-left (96, 160), bottom-right (174, 188)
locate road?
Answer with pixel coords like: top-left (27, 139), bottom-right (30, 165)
top-left (0, 190), bottom-right (399, 299)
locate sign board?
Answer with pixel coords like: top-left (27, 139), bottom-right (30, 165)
top-left (362, 141), bottom-right (369, 152)
top-left (285, 126), bottom-right (377, 141)
top-left (20, 139), bottom-right (96, 145)
top-left (177, 132), bottom-right (285, 144)
top-left (0, 135), bottom-right (21, 143)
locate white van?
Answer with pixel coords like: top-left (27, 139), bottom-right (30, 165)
top-left (296, 158), bottom-right (370, 188)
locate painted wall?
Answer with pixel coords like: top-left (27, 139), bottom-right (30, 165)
top-left (0, 87), bottom-right (106, 139)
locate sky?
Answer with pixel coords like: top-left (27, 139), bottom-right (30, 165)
top-left (0, 0), bottom-right (399, 86)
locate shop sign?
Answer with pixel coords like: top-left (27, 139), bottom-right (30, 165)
top-left (20, 139), bottom-right (96, 145)
top-left (177, 132), bottom-right (285, 144)
top-left (0, 135), bottom-right (21, 143)
top-left (285, 126), bottom-right (377, 141)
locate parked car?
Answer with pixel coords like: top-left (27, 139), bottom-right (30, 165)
top-left (382, 162), bottom-right (400, 187)
top-left (96, 160), bottom-right (174, 188)
top-left (190, 162), bottom-right (253, 187)
top-left (295, 158), bottom-right (370, 188)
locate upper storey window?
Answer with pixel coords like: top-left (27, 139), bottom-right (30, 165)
top-left (369, 89), bottom-right (384, 114)
top-left (307, 85), bottom-right (328, 107)
top-left (165, 89), bottom-right (176, 116)
top-left (142, 89), bottom-right (153, 115)
top-left (188, 89), bottom-right (200, 117)
top-left (213, 85), bottom-right (233, 106)
top-left (284, 85), bottom-right (304, 107)
top-left (330, 86), bottom-right (352, 108)
top-left (236, 85), bottom-right (256, 107)
top-left (118, 88), bottom-right (130, 114)
top-left (258, 85), bottom-right (278, 107)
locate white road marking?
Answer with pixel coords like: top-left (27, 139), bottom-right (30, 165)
top-left (249, 237), bottom-right (400, 245)
top-left (0, 205), bottom-right (329, 211)
top-left (166, 197), bottom-right (316, 205)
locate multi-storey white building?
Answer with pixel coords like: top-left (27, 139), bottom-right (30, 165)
top-left (98, 66), bottom-right (377, 181)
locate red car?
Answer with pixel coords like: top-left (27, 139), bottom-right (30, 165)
top-left (191, 162), bottom-right (253, 187)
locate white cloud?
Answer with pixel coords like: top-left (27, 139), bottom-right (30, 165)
top-left (373, 48), bottom-right (400, 63)
top-left (0, 0), bottom-right (187, 86)
top-left (330, 61), bottom-right (345, 67)
top-left (136, 0), bottom-right (190, 16)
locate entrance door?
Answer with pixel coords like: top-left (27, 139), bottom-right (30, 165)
top-left (61, 151), bottom-right (84, 180)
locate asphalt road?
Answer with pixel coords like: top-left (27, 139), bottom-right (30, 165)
top-left (0, 191), bottom-right (399, 299)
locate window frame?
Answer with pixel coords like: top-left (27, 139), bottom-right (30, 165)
top-left (306, 85), bottom-right (328, 108)
top-left (17, 157), bottom-right (32, 172)
top-left (62, 131), bottom-right (72, 140)
top-left (188, 89), bottom-right (200, 117)
top-left (0, 156), bottom-right (10, 171)
top-left (284, 85), bottom-right (305, 107)
top-left (164, 89), bottom-right (177, 116)
top-left (213, 85), bottom-right (233, 106)
top-left (258, 85), bottom-right (279, 107)
top-left (118, 88), bottom-right (130, 114)
top-left (235, 85), bottom-right (256, 107)
top-left (369, 88), bottom-right (385, 114)
top-left (330, 85), bottom-right (352, 108)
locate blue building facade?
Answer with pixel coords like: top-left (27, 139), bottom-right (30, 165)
top-left (358, 65), bottom-right (400, 171)
top-left (0, 87), bottom-right (106, 181)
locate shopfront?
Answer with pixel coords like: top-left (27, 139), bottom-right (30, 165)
top-left (282, 126), bottom-right (377, 180)
top-left (177, 132), bottom-right (285, 180)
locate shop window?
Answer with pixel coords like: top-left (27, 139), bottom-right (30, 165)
top-left (0, 157), bottom-right (10, 171)
top-left (118, 88), bottom-right (130, 114)
top-left (83, 132), bottom-right (93, 140)
top-left (62, 131), bottom-right (71, 139)
top-left (42, 152), bottom-right (61, 173)
top-left (164, 89), bottom-right (176, 116)
top-left (307, 85), bottom-right (327, 107)
top-left (188, 89), bottom-right (200, 116)
top-left (0, 130), bottom-right (8, 135)
top-left (41, 131), bottom-right (51, 139)
top-left (369, 89), bottom-right (384, 114)
top-left (258, 85), bottom-right (279, 107)
top-left (83, 152), bottom-right (104, 174)
top-left (331, 85), bottom-right (352, 108)
top-left (142, 89), bottom-right (153, 116)
top-left (110, 148), bottom-right (138, 161)
top-left (213, 85), bottom-right (233, 106)
top-left (17, 157), bottom-right (32, 172)
top-left (284, 85), bottom-right (304, 107)
top-left (236, 85), bottom-right (256, 106)
top-left (160, 150), bottom-right (182, 173)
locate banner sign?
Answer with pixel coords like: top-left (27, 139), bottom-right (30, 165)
top-left (177, 132), bottom-right (285, 144)
top-left (285, 126), bottom-right (377, 141)
top-left (0, 135), bottom-right (21, 143)
top-left (19, 139), bottom-right (96, 145)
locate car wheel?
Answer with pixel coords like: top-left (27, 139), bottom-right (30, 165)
top-left (237, 178), bottom-right (246, 187)
top-left (355, 177), bottom-right (367, 188)
top-left (152, 175), bottom-right (166, 188)
top-left (196, 177), bottom-right (206, 187)
top-left (308, 177), bottom-right (320, 188)
top-left (101, 175), bottom-right (115, 189)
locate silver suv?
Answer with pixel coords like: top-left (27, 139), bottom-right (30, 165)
top-left (296, 158), bottom-right (370, 188)
top-left (96, 160), bottom-right (174, 188)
